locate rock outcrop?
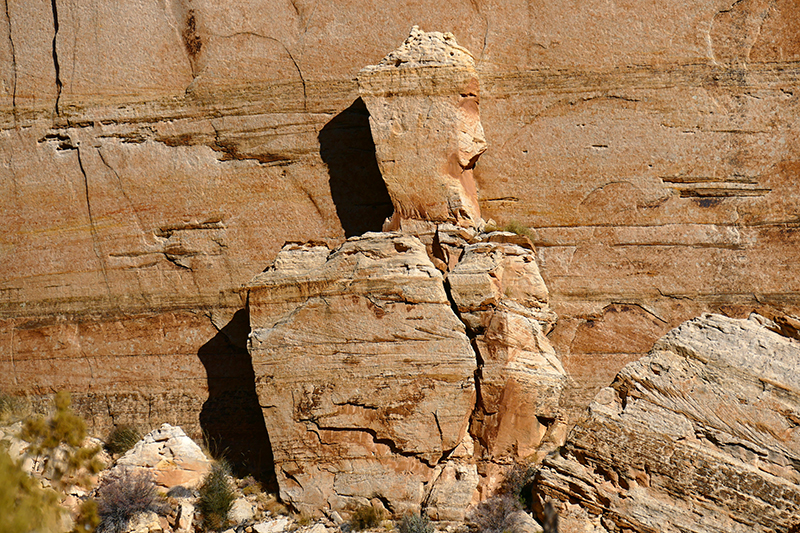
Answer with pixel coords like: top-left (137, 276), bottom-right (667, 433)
top-left (246, 224), bottom-right (565, 518)
top-left (535, 314), bottom-right (800, 532)
top-left (247, 233), bottom-right (477, 516)
top-left (449, 237), bottom-right (566, 467)
top-left (114, 424), bottom-right (211, 488)
top-left (358, 26), bottom-right (486, 230)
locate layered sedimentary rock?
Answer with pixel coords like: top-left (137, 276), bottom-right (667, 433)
top-left (358, 27), bottom-right (486, 229)
top-left (535, 314), bottom-right (800, 532)
top-left (246, 224), bottom-right (567, 517)
top-left (0, 2), bottom-right (798, 506)
top-left (246, 234), bottom-right (477, 516)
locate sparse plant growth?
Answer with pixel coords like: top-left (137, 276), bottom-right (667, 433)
top-left (0, 447), bottom-right (62, 533)
top-left (397, 512), bottom-right (434, 533)
top-left (239, 474), bottom-right (262, 496)
top-left (197, 460), bottom-right (236, 531)
top-left (467, 463), bottom-right (537, 533)
top-left (95, 469), bottom-right (168, 533)
top-left (72, 498), bottom-right (101, 533)
top-left (104, 424), bottom-right (141, 456)
top-left (20, 391), bottom-right (103, 494)
top-left (166, 485), bottom-right (194, 499)
top-left (350, 504), bottom-right (385, 531)
top-left (483, 220), bottom-right (534, 241)
top-left (0, 390), bottom-right (30, 424)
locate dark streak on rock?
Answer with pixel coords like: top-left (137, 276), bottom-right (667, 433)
top-left (50, 0), bottom-right (62, 116)
top-left (3, 0), bottom-right (16, 124)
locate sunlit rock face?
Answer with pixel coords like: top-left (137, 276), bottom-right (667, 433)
top-left (246, 234), bottom-right (478, 517)
top-left (359, 26), bottom-right (487, 230)
top-left (535, 314), bottom-right (800, 533)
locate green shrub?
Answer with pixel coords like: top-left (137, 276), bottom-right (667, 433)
top-left (397, 512), bottom-right (434, 533)
top-left (0, 447), bottom-right (62, 533)
top-left (20, 391), bottom-right (103, 493)
top-left (104, 425), bottom-right (141, 456)
top-left (350, 504), bottom-right (385, 531)
top-left (96, 469), bottom-right (168, 533)
top-left (1, 392), bottom-right (103, 533)
top-left (197, 461), bottom-right (235, 531)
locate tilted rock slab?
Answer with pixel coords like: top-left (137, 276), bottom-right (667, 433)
top-left (246, 233), bottom-right (477, 516)
top-left (358, 26), bottom-right (486, 229)
top-left (535, 314), bottom-right (800, 533)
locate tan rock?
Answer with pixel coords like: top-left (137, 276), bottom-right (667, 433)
top-left (449, 239), bottom-right (565, 463)
top-left (246, 233), bottom-right (476, 516)
top-left (535, 314), bottom-right (800, 532)
top-left (359, 26), bottom-right (486, 229)
top-left (115, 424), bottom-right (211, 489)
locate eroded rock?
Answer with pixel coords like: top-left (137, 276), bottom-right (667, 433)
top-left (247, 233), bottom-right (477, 516)
top-left (114, 424), bottom-right (211, 489)
top-left (358, 26), bottom-right (487, 230)
top-left (535, 314), bottom-right (800, 533)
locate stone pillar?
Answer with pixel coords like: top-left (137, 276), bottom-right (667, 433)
top-left (358, 26), bottom-right (487, 230)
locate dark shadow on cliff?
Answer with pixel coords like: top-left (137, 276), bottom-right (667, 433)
top-left (198, 309), bottom-right (277, 490)
top-left (320, 97), bottom-right (393, 237)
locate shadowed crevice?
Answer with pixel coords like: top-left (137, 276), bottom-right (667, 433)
top-left (319, 98), bottom-right (393, 237)
top-left (198, 309), bottom-right (277, 490)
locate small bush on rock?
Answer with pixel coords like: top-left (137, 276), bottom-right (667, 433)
top-left (198, 461), bottom-right (235, 531)
top-left (467, 463), bottom-right (538, 533)
top-left (104, 425), bottom-right (141, 456)
top-left (350, 504), bottom-right (384, 531)
top-left (96, 469), bottom-right (168, 533)
top-left (397, 512), bottom-right (434, 533)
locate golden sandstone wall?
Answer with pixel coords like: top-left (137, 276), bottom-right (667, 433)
top-left (1, 0), bottom-right (799, 465)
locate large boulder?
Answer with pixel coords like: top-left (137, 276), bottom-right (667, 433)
top-left (246, 233), bottom-right (477, 516)
top-left (358, 26), bottom-right (487, 230)
top-left (535, 314), bottom-right (800, 533)
top-left (115, 423), bottom-right (211, 488)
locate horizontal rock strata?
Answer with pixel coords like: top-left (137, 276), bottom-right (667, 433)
top-left (0, 3), bottom-right (798, 511)
top-left (535, 314), bottom-right (800, 532)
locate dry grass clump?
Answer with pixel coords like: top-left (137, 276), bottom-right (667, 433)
top-left (197, 461), bottom-right (236, 531)
top-left (96, 469), bottom-right (168, 533)
top-left (350, 504), bottom-right (385, 531)
top-left (104, 425), bottom-right (141, 456)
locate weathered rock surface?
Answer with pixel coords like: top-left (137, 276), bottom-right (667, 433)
top-left (0, 2), bottom-right (798, 467)
top-left (359, 26), bottom-right (486, 229)
top-left (535, 314), bottom-right (800, 532)
top-left (115, 424), bottom-right (211, 488)
top-left (247, 233), bottom-right (477, 516)
top-left (450, 237), bottom-right (567, 468)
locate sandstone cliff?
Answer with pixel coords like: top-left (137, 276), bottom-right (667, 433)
top-left (0, 0), bottom-right (798, 518)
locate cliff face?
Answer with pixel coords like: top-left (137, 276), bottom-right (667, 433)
top-left (1, 0), bottom-right (799, 488)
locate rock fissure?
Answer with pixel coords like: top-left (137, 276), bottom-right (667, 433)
top-left (3, 0), bottom-right (15, 123)
top-left (75, 144), bottom-right (112, 297)
top-left (49, 0), bottom-right (62, 117)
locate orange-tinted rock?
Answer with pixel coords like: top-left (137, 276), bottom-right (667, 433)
top-left (0, 2), bottom-right (797, 505)
top-left (359, 27), bottom-right (486, 228)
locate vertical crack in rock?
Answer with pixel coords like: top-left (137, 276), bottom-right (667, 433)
top-left (49, 0), bottom-right (62, 116)
top-left (76, 145), bottom-right (112, 296)
top-left (3, 0), bottom-right (16, 123)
